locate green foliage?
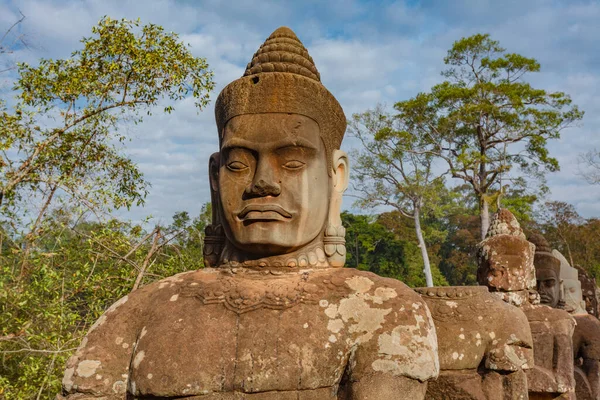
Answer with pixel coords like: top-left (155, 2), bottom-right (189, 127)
top-left (0, 209), bottom-right (209, 398)
top-left (342, 211), bottom-right (447, 287)
top-left (349, 105), bottom-right (444, 218)
top-left (0, 16), bottom-right (214, 227)
top-left (349, 105), bottom-right (450, 286)
top-left (394, 33), bottom-right (583, 238)
top-left (0, 15), bottom-right (215, 399)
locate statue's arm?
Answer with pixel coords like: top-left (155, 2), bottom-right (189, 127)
top-left (345, 287), bottom-right (439, 400)
top-left (58, 285), bottom-right (154, 399)
top-left (485, 307), bottom-right (534, 372)
top-left (482, 308), bottom-right (533, 399)
top-left (553, 319), bottom-right (576, 392)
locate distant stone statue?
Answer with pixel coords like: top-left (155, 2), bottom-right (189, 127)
top-left (476, 210), bottom-right (576, 399)
top-left (527, 233), bottom-right (577, 399)
top-left (575, 264), bottom-right (599, 317)
top-left (58, 27), bottom-right (439, 399)
top-left (555, 250), bottom-right (600, 400)
top-left (415, 286), bottom-right (532, 399)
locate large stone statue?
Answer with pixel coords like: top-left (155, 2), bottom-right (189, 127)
top-left (414, 286), bottom-right (532, 399)
top-left (58, 27), bottom-right (439, 399)
top-left (555, 250), bottom-right (600, 400)
top-left (476, 210), bottom-right (576, 399)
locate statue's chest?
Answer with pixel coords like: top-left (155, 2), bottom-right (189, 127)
top-left (128, 278), bottom-right (353, 397)
top-left (420, 294), bottom-right (491, 369)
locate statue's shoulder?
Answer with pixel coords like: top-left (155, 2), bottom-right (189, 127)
top-left (414, 286), bottom-right (526, 326)
top-left (574, 313), bottom-right (600, 333)
top-left (523, 304), bottom-right (575, 330)
top-left (307, 268), bottom-right (424, 305)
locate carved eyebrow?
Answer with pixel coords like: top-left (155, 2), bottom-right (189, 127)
top-left (221, 137), bottom-right (318, 151)
top-left (275, 138), bottom-right (318, 151)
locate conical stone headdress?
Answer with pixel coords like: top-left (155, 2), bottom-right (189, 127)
top-left (486, 208), bottom-right (526, 239)
top-left (215, 27), bottom-right (346, 170)
top-left (528, 233), bottom-right (560, 276)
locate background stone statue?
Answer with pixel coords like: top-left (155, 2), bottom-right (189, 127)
top-left (575, 264), bottom-right (599, 317)
top-left (58, 27), bottom-right (439, 399)
top-left (555, 250), bottom-right (600, 400)
top-left (476, 210), bottom-right (576, 399)
top-left (415, 285), bottom-right (533, 399)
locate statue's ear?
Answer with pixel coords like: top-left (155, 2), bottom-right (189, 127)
top-left (332, 149), bottom-right (349, 193)
top-left (325, 149), bottom-right (349, 268)
top-left (204, 152), bottom-right (224, 268)
top-left (209, 152), bottom-right (220, 194)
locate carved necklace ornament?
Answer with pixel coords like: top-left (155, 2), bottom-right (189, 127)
top-left (179, 270), bottom-right (323, 314)
top-left (218, 241), bottom-right (330, 269)
top-left (415, 286), bottom-right (490, 322)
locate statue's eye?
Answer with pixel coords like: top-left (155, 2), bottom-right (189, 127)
top-left (227, 161), bottom-right (249, 171)
top-left (283, 160), bottom-right (305, 170)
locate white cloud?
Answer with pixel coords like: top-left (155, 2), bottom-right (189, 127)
top-left (2, 0), bottom-right (599, 222)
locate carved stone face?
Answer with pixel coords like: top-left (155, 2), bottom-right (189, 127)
top-left (537, 268), bottom-right (561, 308)
top-left (477, 236), bottom-right (535, 291)
top-left (215, 113), bottom-right (330, 256)
top-left (563, 278), bottom-right (586, 314)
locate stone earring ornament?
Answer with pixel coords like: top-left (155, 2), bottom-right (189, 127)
top-left (324, 149), bottom-right (348, 267)
top-left (203, 152), bottom-right (225, 268)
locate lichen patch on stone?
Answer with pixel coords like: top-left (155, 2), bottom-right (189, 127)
top-left (62, 367), bottom-right (75, 391)
top-left (327, 318), bottom-right (344, 333)
top-left (76, 359), bottom-right (101, 378)
top-left (133, 351), bottom-right (145, 368)
top-left (345, 276), bottom-right (374, 294)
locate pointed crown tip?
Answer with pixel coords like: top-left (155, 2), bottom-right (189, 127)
top-left (270, 26), bottom-right (298, 38)
top-left (486, 208), bottom-right (525, 239)
top-left (243, 26), bottom-right (320, 81)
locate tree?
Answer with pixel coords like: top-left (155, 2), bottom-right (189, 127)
top-left (0, 17), bottom-right (214, 275)
top-left (0, 15), bottom-right (214, 398)
top-left (341, 211), bottom-right (447, 287)
top-left (579, 149), bottom-right (600, 185)
top-left (0, 10), bottom-right (28, 76)
top-left (394, 33), bottom-right (583, 240)
top-left (350, 105), bottom-right (446, 287)
top-left (535, 201), bottom-right (583, 266)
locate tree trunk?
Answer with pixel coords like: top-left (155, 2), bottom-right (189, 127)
top-left (480, 197), bottom-right (490, 241)
top-left (414, 206), bottom-right (434, 287)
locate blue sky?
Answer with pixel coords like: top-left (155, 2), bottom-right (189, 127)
top-left (1, 0), bottom-right (599, 224)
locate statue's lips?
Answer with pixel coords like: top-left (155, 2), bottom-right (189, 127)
top-left (238, 205), bottom-right (292, 221)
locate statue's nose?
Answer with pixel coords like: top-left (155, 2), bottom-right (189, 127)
top-left (245, 156), bottom-right (281, 197)
top-left (245, 179), bottom-right (281, 197)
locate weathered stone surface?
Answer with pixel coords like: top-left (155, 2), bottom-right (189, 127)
top-left (477, 209), bottom-right (536, 294)
top-left (415, 286), bottom-right (533, 399)
top-left (572, 313), bottom-right (600, 400)
top-left (476, 210), bottom-right (576, 399)
top-left (59, 26), bottom-right (439, 399)
top-left (551, 250), bottom-right (600, 399)
top-left (60, 268), bottom-right (438, 399)
top-left (522, 303), bottom-right (576, 398)
top-left (575, 264), bottom-right (599, 317)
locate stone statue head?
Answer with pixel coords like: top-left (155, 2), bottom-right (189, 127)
top-left (203, 27), bottom-right (348, 269)
top-left (476, 209), bottom-right (536, 293)
top-left (529, 233), bottom-right (561, 308)
top-left (554, 250), bottom-right (587, 314)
